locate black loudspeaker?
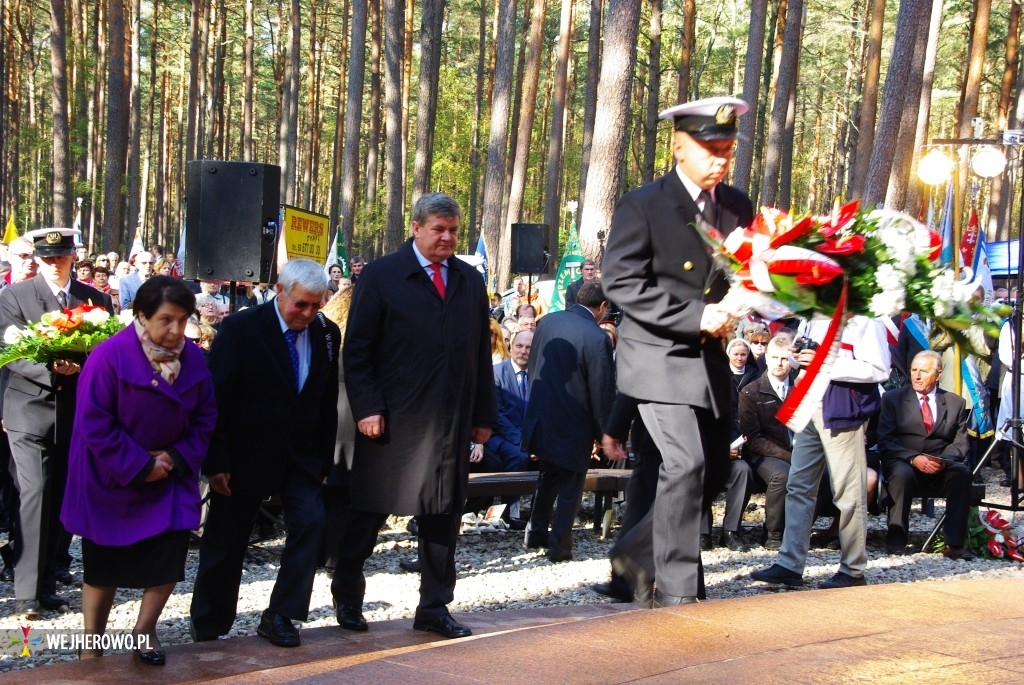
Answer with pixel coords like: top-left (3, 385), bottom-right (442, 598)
top-left (184, 160), bottom-right (281, 282)
top-left (511, 223), bottom-right (548, 274)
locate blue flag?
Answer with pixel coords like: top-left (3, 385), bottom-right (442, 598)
top-left (475, 234), bottom-right (488, 285)
top-left (939, 181), bottom-right (954, 267)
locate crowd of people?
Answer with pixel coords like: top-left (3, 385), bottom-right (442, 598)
top-left (0, 94), bottom-right (1017, 666)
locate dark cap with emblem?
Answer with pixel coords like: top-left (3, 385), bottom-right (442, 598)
top-left (24, 228), bottom-right (80, 257)
top-left (659, 96), bottom-right (749, 140)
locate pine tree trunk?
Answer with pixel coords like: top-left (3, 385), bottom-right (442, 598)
top-left (467, 0), bottom-right (488, 241)
top-left (576, 0), bottom-right (601, 212)
top-left (242, 0), bottom-right (254, 160)
top-left (501, 17), bottom-right (529, 236)
top-left (905, 0), bottom-right (943, 217)
top-left (127, 0), bottom-right (142, 244)
top-left (278, 0), bottom-right (300, 206)
top-left (382, 0), bottom-right (406, 251)
top-left (641, 0), bottom-right (662, 184)
top-left (49, 0), bottom-right (72, 227)
top-left (340, 0), bottom-right (367, 255)
top-left (850, 0), bottom-right (885, 199)
top-left (365, 0), bottom-right (382, 206)
top-left (733, 0), bottom-right (767, 195)
top-left (996, 2), bottom-right (1023, 241)
top-left (481, 0), bottom-right (517, 289)
top-left (402, 0), bottom-right (414, 197)
top-left (884, 13), bottom-right (931, 211)
top-left (103, 0), bottom-right (129, 252)
top-left (541, 0), bottom-right (574, 245)
top-left (504, 0), bottom-right (545, 229)
top-left (579, 0), bottom-right (641, 263)
top-left (863, 0), bottom-right (930, 208)
top-left (411, 0), bottom-right (446, 205)
top-left (676, 0), bottom-right (694, 102)
top-left (760, 0), bottom-right (803, 208)
top-left (69, 0), bottom-right (90, 230)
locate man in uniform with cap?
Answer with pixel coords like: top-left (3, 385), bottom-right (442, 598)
top-left (602, 97), bottom-right (754, 606)
top-left (0, 228), bottom-right (114, 618)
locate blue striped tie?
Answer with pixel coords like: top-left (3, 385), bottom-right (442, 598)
top-left (284, 329), bottom-right (300, 387)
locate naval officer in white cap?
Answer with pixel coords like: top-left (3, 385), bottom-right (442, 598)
top-left (602, 96), bottom-right (754, 607)
top-left (0, 228), bottom-right (114, 619)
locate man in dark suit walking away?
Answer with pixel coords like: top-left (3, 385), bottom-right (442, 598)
top-left (189, 258), bottom-right (340, 647)
top-left (522, 281), bottom-right (615, 561)
top-left (332, 192), bottom-right (497, 640)
top-left (877, 350), bottom-right (975, 559)
top-left (603, 97), bottom-right (754, 607)
top-left (0, 228), bottom-right (114, 619)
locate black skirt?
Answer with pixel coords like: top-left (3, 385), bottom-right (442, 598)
top-left (81, 530), bottom-right (190, 588)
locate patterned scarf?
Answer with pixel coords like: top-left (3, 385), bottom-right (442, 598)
top-left (133, 318), bottom-right (183, 385)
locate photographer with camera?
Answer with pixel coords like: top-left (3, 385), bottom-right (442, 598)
top-left (751, 315), bottom-right (890, 589)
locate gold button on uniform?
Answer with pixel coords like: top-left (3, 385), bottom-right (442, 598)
top-left (704, 288), bottom-right (711, 295)
top-left (683, 261), bottom-right (693, 271)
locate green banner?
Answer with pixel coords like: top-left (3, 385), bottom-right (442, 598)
top-left (549, 224), bottom-right (585, 313)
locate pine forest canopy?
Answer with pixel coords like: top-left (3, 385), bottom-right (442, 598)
top-left (0, 0), bottom-right (1020, 291)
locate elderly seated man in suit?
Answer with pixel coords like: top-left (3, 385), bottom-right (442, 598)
top-left (876, 349), bottom-right (974, 559)
top-left (466, 328), bottom-right (535, 524)
top-left (738, 335), bottom-right (798, 550)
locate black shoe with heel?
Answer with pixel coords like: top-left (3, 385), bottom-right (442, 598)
top-left (133, 631), bottom-right (165, 666)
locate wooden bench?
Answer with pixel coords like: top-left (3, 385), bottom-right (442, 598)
top-left (467, 468), bottom-right (633, 538)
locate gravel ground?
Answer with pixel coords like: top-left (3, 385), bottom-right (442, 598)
top-left (1, 465), bottom-right (1022, 672)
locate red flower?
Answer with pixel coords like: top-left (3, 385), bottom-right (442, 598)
top-left (985, 510), bottom-right (1010, 531)
top-left (927, 229), bottom-right (942, 261)
top-left (816, 200), bottom-right (860, 238)
top-left (988, 539), bottom-right (1005, 558)
top-left (818, 235), bottom-right (867, 256)
top-left (1009, 548), bottom-right (1024, 563)
top-left (767, 215), bottom-right (815, 249)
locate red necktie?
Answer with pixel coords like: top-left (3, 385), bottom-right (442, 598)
top-left (920, 394), bottom-right (933, 432)
top-left (430, 263), bottom-right (445, 299)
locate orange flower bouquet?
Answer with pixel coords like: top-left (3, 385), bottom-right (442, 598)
top-left (0, 304), bottom-right (132, 368)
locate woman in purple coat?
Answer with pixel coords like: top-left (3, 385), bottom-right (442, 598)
top-left (61, 276), bottom-right (216, 663)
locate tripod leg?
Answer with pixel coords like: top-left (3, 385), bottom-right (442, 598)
top-left (920, 432), bottom-right (1004, 553)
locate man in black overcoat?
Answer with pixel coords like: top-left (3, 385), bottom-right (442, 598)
top-left (190, 258), bottom-right (340, 647)
top-left (332, 193), bottom-right (497, 639)
top-left (0, 228), bottom-right (114, 619)
top-left (603, 96), bottom-right (754, 606)
top-left (522, 280), bottom-right (615, 561)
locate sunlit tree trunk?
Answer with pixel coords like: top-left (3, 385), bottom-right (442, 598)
top-left (579, 0), bottom-right (640, 263)
top-left (542, 0), bottom-right (574, 243)
top-left (49, 0), bottom-right (72, 227)
top-left (733, 0), bottom-right (767, 195)
top-left (103, 0), bottom-right (129, 251)
top-left (481, 0), bottom-right (517, 288)
top-left (382, 0), bottom-right (406, 250)
top-left (641, 0), bottom-right (662, 184)
top-left (411, 0), bottom-right (446, 206)
top-left (760, 0), bottom-right (803, 208)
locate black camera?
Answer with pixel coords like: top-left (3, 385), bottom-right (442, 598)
top-left (793, 337), bottom-right (820, 353)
